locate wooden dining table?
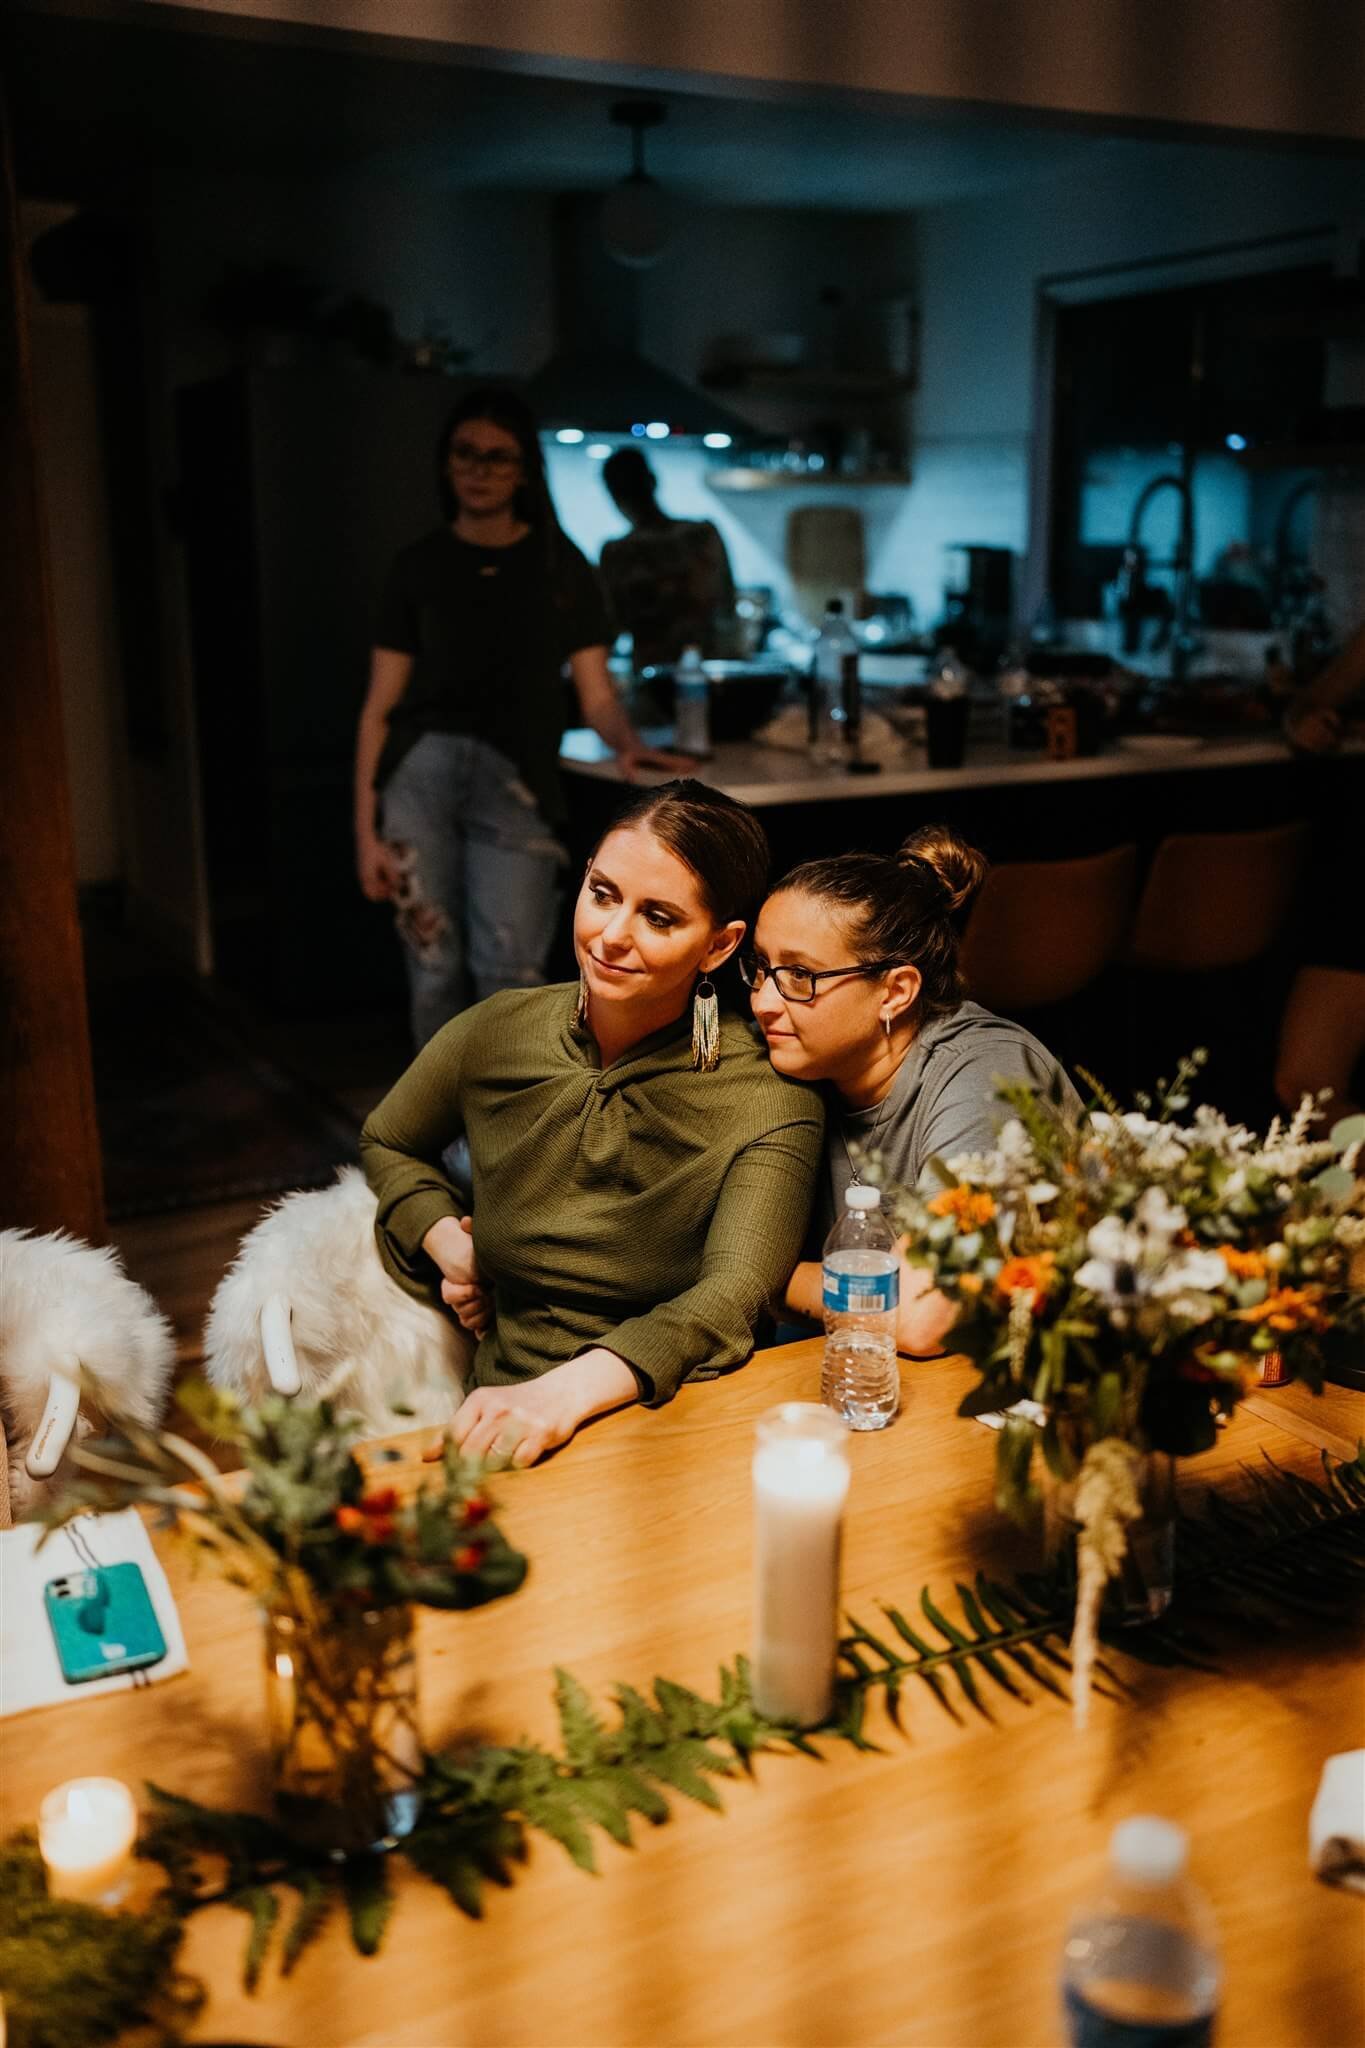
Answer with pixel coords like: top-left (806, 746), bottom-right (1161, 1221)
top-left (4, 1339), bottom-right (1363, 2048)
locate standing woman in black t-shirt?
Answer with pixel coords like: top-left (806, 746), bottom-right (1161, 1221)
top-left (356, 388), bottom-right (687, 1046)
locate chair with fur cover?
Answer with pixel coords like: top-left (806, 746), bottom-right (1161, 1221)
top-left (204, 1168), bottom-right (469, 1438)
top-left (0, 1229), bottom-right (177, 1520)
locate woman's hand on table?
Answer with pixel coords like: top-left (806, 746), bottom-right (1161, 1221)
top-left (897, 1255), bottom-right (959, 1358)
top-left (436, 1349), bottom-right (640, 1470)
top-left (423, 1214), bottom-right (493, 1337)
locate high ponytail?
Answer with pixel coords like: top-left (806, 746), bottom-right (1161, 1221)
top-left (774, 823), bottom-right (986, 1021)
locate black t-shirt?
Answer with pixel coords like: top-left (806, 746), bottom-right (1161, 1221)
top-left (373, 525), bottom-right (611, 824)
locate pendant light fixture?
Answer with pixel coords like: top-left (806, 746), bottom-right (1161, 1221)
top-left (600, 100), bottom-right (671, 270)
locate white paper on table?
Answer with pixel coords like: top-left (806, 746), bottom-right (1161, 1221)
top-left (0, 1510), bottom-right (188, 1719)
top-left (1310, 1750), bottom-right (1365, 1894)
top-left (975, 1399), bottom-right (1048, 1432)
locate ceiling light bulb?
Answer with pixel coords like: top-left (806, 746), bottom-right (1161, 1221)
top-left (703, 433), bottom-right (732, 450)
top-left (555, 427), bottom-right (585, 445)
top-left (586, 443), bottom-right (612, 460)
top-left (601, 178), bottom-right (671, 270)
top-left (644, 421), bottom-right (670, 440)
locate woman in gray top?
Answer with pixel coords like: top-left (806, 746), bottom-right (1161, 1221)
top-left (742, 824), bottom-right (1078, 1353)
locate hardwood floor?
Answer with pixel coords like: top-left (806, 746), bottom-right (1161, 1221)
top-left (111, 1196), bottom-right (270, 1368)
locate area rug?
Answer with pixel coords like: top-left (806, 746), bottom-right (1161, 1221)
top-left (92, 976), bottom-right (362, 1219)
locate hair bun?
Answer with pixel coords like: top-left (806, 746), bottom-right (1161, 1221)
top-left (897, 824), bottom-right (987, 917)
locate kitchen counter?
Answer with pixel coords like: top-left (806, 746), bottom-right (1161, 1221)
top-left (560, 729), bottom-right (1362, 808)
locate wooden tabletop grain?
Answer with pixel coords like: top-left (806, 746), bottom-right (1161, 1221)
top-left (4, 1341), bottom-right (1362, 2048)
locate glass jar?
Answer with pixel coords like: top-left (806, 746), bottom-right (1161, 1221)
top-left (1046, 1450), bottom-right (1176, 1626)
top-left (263, 1601), bottom-right (421, 1856)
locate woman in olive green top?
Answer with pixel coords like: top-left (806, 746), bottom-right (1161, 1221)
top-left (360, 782), bottom-right (823, 1469)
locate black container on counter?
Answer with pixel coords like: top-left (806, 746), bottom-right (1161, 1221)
top-left (925, 695), bottom-right (969, 769)
top-left (637, 661), bottom-right (789, 744)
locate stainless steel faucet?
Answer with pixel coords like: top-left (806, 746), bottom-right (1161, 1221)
top-left (1126, 472), bottom-right (1199, 682)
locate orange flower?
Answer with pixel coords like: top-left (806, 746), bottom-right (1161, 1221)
top-left (453, 1544), bottom-right (484, 1573)
top-left (1219, 1244), bottom-right (1268, 1281)
top-left (334, 1505), bottom-right (366, 1535)
top-left (995, 1252), bottom-right (1056, 1313)
top-left (927, 1185), bottom-right (996, 1231)
top-left (956, 1272), bottom-right (983, 1297)
top-left (1233, 1284), bottom-right (1327, 1333)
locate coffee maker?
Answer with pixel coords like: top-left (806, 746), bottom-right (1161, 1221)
top-left (939, 545), bottom-right (1015, 671)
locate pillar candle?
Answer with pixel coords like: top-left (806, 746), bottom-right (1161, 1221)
top-left (751, 1402), bottom-right (850, 1727)
top-left (38, 1777), bottom-right (136, 1905)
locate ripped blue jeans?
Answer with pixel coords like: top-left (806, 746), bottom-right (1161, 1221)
top-left (379, 733), bottom-right (566, 1047)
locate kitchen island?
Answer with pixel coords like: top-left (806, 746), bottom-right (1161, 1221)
top-left (561, 728), bottom-right (1351, 807)
top-left (560, 727), bottom-right (1361, 869)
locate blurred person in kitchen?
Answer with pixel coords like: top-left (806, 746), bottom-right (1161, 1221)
top-left (598, 446), bottom-right (736, 667)
top-left (1284, 614), bottom-right (1365, 752)
top-left (1275, 615), bottom-right (1365, 1123)
top-left (357, 389), bottom-right (690, 1049)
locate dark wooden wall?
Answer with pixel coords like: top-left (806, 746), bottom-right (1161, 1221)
top-left (0, 95), bottom-right (104, 1240)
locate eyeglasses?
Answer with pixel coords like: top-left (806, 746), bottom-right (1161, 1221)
top-left (738, 953), bottom-right (903, 1004)
top-left (448, 441), bottom-right (522, 476)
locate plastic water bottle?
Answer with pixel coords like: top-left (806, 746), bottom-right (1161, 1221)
top-left (1062, 1818), bottom-right (1221, 2048)
top-left (673, 645), bottom-right (711, 757)
top-left (812, 600), bottom-right (860, 764)
top-left (821, 1185), bottom-right (899, 1429)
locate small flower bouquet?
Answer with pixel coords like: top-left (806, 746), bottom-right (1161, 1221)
top-left (880, 1056), bottom-right (1365, 1722)
top-left (38, 1384), bottom-right (527, 1852)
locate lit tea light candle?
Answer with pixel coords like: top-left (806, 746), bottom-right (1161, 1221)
top-left (751, 1402), bottom-right (851, 1727)
top-left (38, 1777), bottom-right (137, 1905)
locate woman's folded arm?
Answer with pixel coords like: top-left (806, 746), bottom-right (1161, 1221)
top-left (360, 1010), bottom-right (474, 1291)
top-left (592, 1109), bottom-right (824, 1406)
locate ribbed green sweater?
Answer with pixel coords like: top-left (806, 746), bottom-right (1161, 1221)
top-left (359, 985), bottom-right (824, 1406)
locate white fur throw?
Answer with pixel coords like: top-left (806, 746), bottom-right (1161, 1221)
top-left (0, 1229), bottom-right (177, 1516)
top-left (204, 1169), bottom-right (468, 1438)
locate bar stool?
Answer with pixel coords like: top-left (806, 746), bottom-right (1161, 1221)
top-left (959, 842), bottom-right (1138, 1013)
top-left (1124, 820), bottom-right (1310, 1118)
top-left (1126, 821), bottom-right (1310, 970)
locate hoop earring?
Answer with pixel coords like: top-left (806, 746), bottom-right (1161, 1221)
top-left (691, 978), bottom-right (720, 1072)
top-left (574, 973), bottom-right (589, 1029)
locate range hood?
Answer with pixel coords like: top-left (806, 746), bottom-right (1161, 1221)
top-left (526, 197), bottom-right (749, 442)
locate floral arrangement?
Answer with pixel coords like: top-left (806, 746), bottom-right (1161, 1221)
top-left (36, 1386), bottom-right (528, 1855)
top-left (38, 1381), bottom-right (527, 1617)
top-left (880, 1055), bottom-right (1365, 1723)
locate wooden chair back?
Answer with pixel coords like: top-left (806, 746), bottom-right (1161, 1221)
top-left (960, 842), bottom-right (1138, 1011)
top-left (1127, 821), bottom-right (1310, 971)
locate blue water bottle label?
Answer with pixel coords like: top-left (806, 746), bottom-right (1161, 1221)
top-left (823, 1268), bottom-right (898, 1314)
top-left (1063, 1985), bottom-right (1212, 2048)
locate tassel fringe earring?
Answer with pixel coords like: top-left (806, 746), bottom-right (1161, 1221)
top-left (574, 973), bottom-right (589, 1029)
top-left (691, 977), bottom-right (720, 1072)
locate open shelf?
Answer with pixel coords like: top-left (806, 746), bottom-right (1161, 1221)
top-left (699, 367), bottom-right (916, 399)
top-left (706, 468), bottom-right (910, 493)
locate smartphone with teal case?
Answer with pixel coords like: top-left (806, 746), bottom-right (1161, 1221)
top-left (43, 1564), bottom-right (168, 1683)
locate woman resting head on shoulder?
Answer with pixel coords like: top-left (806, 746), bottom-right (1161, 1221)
top-left (359, 781), bottom-right (824, 1468)
top-left (745, 824), bottom-right (1079, 1356)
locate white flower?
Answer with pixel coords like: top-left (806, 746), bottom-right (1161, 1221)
top-left (1075, 1194), bottom-right (1221, 1319)
top-left (1147, 1249), bottom-right (1227, 1297)
top-left (1134, 1185), bottom-right (1187, 1242)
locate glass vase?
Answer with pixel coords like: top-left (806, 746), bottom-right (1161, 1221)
top-left (1045, 1451), bottom-right (1176, 1626)
top-left (263, 1601), bottom-right (422, 1857)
